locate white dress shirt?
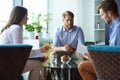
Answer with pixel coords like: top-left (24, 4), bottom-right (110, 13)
top-left (0, 24), bottom-right (23, 44)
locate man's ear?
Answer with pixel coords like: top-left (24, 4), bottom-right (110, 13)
top-left (107, 11), bottom-right (112, 17)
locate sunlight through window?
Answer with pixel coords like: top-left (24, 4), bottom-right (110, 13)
top-left (0, 0), bottom-right (12, 31)
top-left (23, 0), bottom-right (47, 24)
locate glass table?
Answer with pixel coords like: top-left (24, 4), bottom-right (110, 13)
top-left (42, 61), bottom-right (82, 80)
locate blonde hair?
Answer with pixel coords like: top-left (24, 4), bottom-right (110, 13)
top-left (62, 11), bottom-right (74, 18)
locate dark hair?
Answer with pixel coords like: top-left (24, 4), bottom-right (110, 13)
top-left (98, 0), bottom-right (118, 15)
top-left (62, 11), bottom-right (74, 18)
top-left (1, 6), bottom-right (27, 33)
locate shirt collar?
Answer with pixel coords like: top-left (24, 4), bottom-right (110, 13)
top-left (62, 25), bottom-right (74, 32)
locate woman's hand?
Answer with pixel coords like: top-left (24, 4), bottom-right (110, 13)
top-left (40, 46), bottom-right (51, 53)
top-left (40, 56), bottom-right (49, 62)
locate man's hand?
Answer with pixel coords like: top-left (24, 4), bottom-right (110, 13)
top-left (65, 44), bottom-right (76, 52)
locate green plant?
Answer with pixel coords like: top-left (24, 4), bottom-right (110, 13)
top-left (34, 25), bottom-right (43, 33)
top-left (25, 13), bottom-right (52, 33)
top-left (25, 24), bottom-right (35, 32)
top-left (33, 14), bottom-right (43, 33)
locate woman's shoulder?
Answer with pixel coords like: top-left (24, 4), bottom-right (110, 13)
top-left (9, 24), bottom-right (21, 30)
top-left (10, 24), bottom-right (20, 28)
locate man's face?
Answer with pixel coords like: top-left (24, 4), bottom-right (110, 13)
top-left (99, 9), bottom-right (112, 24)
top-left (63, 15), bottom-right (74, 30)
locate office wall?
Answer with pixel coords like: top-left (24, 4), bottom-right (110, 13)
top-left (77, 0), bottom-right (94, 41)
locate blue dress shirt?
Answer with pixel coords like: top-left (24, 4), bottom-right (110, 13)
top-left (109, 16), bottom-right (120, 46)
top-left (53, 25), bottom-right (84, 48)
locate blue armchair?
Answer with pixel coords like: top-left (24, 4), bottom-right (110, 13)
top-left (87, 45), bottom-right (120, 80)
top-left (0, 44), bottom-right (32, 80)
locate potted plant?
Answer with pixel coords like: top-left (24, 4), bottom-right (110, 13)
top-left (25, 24), bottom-right (35, 32)
top-left (25, 13), bottom-right (52, 39)
top-left (25, 24), bottom-right (35, 39)
top-left (33, 14), bottom-right (43, 33)
top-left (32, 14), bottom-right (44, 39)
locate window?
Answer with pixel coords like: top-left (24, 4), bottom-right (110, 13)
top-left (23, 0), bottom-right (47, 25)
top-left (23, 0), bottom-right (48, 38)
top-left (0, 0), bottom-right (13, 31)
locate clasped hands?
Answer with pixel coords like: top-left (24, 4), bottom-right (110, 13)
top-left (64, 44), bottom-right (76, 52)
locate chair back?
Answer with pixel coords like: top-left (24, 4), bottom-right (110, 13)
top-left (87, 45), bottom-right (120, 80)
top-left (0, 44), bottom-right (32, 80)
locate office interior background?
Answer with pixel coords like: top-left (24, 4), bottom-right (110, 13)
top-left (0, 0), bottom-right (120, 44)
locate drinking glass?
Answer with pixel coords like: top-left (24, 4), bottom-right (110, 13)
top-left (53, 55), bottom-right (57, 66)
top-left (50, 54), bottom-right (57, 67)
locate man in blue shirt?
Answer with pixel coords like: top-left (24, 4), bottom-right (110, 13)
top-left (109, 16), bottom-right (120, 46)
top-left (50, 11), bottom-right (84, 64)
top-left (78, 0), bottom-right (120, 80)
